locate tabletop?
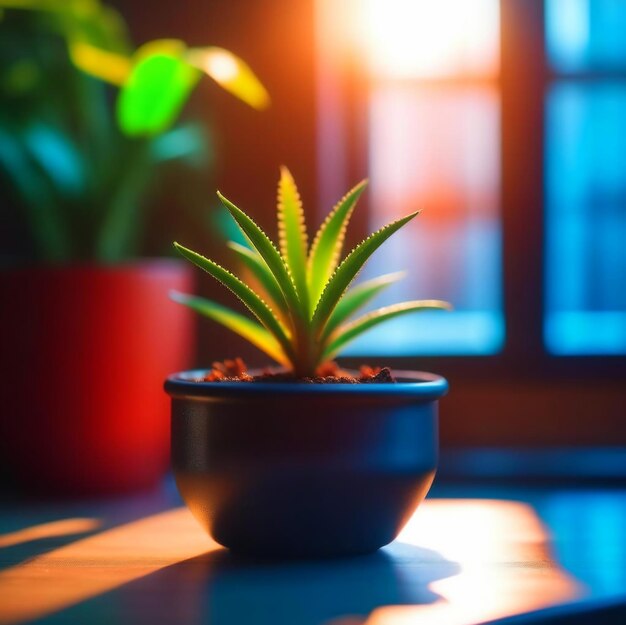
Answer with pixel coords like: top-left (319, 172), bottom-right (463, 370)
top-left (1, 480), bottom-right (625, 625)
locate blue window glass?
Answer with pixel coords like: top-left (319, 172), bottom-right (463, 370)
top-left (545, 83), bottom-right (626, 355)
top-left (546, 0), bottom-right (626, 72)
top-left (343, 85), bottom-right (504, 357)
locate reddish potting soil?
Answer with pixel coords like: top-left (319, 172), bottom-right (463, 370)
top-left (199, 358), bottom-right (396, 384)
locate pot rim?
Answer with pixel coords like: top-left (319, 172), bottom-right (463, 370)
top-left (165, 368), bottom-right (448, 400)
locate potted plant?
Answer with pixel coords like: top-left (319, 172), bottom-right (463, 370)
top-left (165, 168), bottom-right (451, 557)
top-left (0, 1), bottom-right (268, 494)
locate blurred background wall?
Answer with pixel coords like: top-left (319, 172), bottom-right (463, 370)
top-left (1, 0), bottom-right (625, 449)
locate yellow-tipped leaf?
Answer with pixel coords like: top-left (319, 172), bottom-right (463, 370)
top-left (277, 166), bottom-right (309, 316)
top-left (217, 191), bottom-right (301, 317)
top-left (319, 271), bottom-right (405, 341)
top-left (170, 291), bottom-right (289, 366)
top-left (312, 211), bottom-right (420, 333)
top-left (307, 180), bottom-right (367, 315)
top-left (323, 300), bottom-right (453, 360)
top-left (173, 242), bottom-right (293, 360)
top-left (227, 241), bottom-right (288, 316)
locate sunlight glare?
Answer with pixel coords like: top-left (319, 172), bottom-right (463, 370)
top-left (203, 50), bottom-right (239, 82)
top-left (364, 0), bottom-right (499, 79)
top-left (186, 47), bottom-right (270, 110)
top-left (374, 500), bottom-right (581, 625)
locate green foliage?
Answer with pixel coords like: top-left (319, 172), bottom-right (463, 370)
top-left (117, 40), bottom-right (200, 137)
top-left (170, 291), bottom-right (289, 366)
top-left (0, 1), bottom-right (269, 137)
top-left (174, 168), bottom-right (452, 377)
top-left (307, 181), bottom-right (367, 314)
top-left (0, 0), bottom-right (268, 262)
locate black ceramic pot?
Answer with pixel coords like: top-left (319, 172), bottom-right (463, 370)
top-left (165, 370), bottom-right (447, 558)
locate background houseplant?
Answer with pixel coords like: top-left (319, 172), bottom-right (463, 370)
top-left (0, 0), bottom-right (268, 494)
top-left (166, 169), bottom-right (451, 557)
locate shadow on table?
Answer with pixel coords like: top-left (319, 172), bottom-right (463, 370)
top-left (32, 542), bottom-right (460, 625)
top-left (0, 519), bottom-right (101, 572)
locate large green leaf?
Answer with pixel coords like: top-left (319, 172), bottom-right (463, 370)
top-left (323, 299), bottom-right (452, 360)
top-left (319, 272), bottom-right (405, 342)
top-left (227, 241), bottom-right (288, 315)
top-left (117, 40), bottom-right (200, 136)
top-left (173, 242), bottom-right (293, 358)
top-left (277, 167), bottom-right (309, 315)
top-left (186, 46), bottom-right (269, 110)
top-left (307, 180), bottom-right (367, 315)
top-left (312, 211), bottom-right (419, 333)
top-left (170, 291), bottom-right (289, 366)
top-left (216, 191), bottom-right (301, 316)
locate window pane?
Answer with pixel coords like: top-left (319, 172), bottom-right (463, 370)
top-left (344, 85), bottom-right (503, 356)
top-left (546, 0), bottom-right (626, 72)
top-left (545, 83), bottom-right (626, 354)
top-left (364, 0), bottom-right (500, 80)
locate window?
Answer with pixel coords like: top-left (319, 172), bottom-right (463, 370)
top-left (317, 0), bottom-right (503, 356)
top-left (544, 0), bottom-right (626, 355)
top-left (317, 0), bottom-right (626, 361)
top-left (546, 0), bottom-right (626, 72)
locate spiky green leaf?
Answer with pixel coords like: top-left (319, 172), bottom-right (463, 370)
top-left (312, 211), bottom-right (420, 333)
top-left (323, 300), bottom-right (452, 360)
top-left (170, 291), bottom-right (289, 366)
top-left (227, 241), bottom-right (288, 315)
top-left (216, 191), bottom-right (301, 316)
top-left (320, 272), bottom-right (405, 341)
top-left (277, 166), bottom-right (309, 314)
top-left (307, 180), bottom-right (367, 314)
top-left (173, 242), bottom-right (293, 358)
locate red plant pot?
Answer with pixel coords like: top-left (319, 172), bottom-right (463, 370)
top-left (0, 260), bottom-right (194, 495)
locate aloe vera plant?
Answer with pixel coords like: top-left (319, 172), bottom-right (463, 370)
top-left (173, 168), bottom-right (451, 378)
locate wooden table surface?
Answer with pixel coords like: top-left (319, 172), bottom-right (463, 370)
top-left (1, 481), bottom-right (625, 625)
